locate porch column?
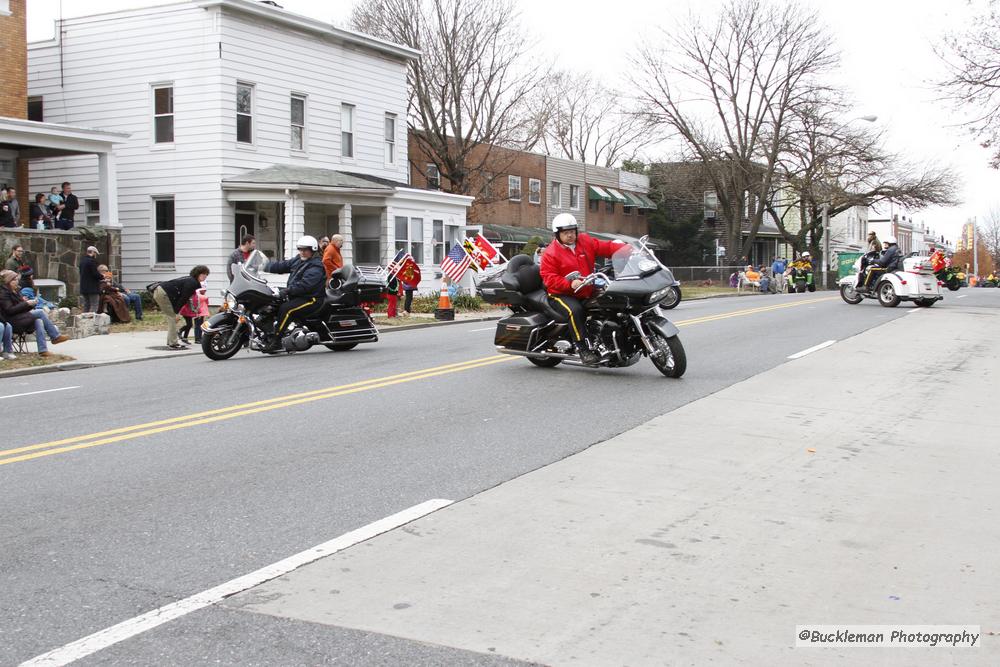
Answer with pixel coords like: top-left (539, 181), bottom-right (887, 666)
top-left (383, 205), bottom-right (394, 265)
top-left (283, 191), bottom-right (304, 258)
top-left (97, 151), bottom-right (120, 227)
top-left (338, 203), bottom-right (353, 265)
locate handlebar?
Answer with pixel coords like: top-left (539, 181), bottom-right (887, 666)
top-left (573, 271), bottom-right (612, 293)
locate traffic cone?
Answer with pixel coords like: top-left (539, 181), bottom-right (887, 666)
top-left (434, 278), bottom-right (455, 321)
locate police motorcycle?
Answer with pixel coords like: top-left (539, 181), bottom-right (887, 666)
top-left (200, 249), bottom-right (383, 360)
top-left (478, 236), bottom-right (687, 377)
top-left (839, 246), bottom-right (943, 308)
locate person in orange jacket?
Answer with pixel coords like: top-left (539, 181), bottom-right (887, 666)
top-left (323, 234), bottom-right (344, 278)
top-left (540, 213), bottom-right (619, 365)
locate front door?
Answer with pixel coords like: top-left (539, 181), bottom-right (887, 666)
top-left (235, 211), bottom-right (256, 246)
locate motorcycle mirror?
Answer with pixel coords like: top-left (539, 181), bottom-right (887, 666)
top-left (566, 271), bottom-right (582, 281)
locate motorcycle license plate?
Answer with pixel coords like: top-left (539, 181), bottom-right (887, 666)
top-left (338, 320), bottom-right (357, 327)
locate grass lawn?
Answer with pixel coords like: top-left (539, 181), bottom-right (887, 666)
top-left (108, 311), bottom-right (172, 333)
top-left (0, 352), bottom-right (74, 371)
top-left (682, 285), bottom-right (746, 299)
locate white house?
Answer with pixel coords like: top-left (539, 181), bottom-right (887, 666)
top-left (27, 0), bottom-right (471, 292)
top-left (828, 204), bottom-right (869, 255)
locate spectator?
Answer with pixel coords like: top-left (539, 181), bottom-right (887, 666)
top-left (759, 267), bottom-right (772, 293)
top-left (0, 269), bottom-right (69, 357)
top-left (153, 265), bottom-right (210, 349)
top-left (79, 246), bottom-right (104, 313)
top-left (745, 264), bottom-right (761, 284)
top-left (226, 234), bottom-right (256, 282)
top-left (178, 283), bottom-right (209, 344)
top-left (98, 264), bottom-right (142, 320)
top-left (29, 193), bottom-right (51, 229)
top-left (57, 182), bottom-right (78, 230)
top-left (401, 278), bottom-right (417, 316)
top-left (0, 196), bottom-right (13, 228)
top-left (20, 271), bottom-right (69, 322)
top-left (385, 273), bottom-right (399, 318)
top-left (771, 256), bottom-right (786, 293)
top-left (5, 245), bottom-right (27, 272)
top-left (0, 311), bottom-right (14, 360)
top-left (47, 186), bottom-right (63, 225)
top-left (318, 236), bottom-right (330, 252)
top-left (4, 187), bottom-right (20, 227)
top-left (322, 234), bottom-right (344, 278)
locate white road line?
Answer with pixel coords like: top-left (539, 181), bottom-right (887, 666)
top-left (787, 340), bottom-right (837, 360)
top-left (0, 386), bottom-right (80, 401)
top-left (20, 498), bottom-right (453, 667)
top-left (957, 294), bottom-right (967, 299)
top-left (469, 327), bottom-right (495, 332)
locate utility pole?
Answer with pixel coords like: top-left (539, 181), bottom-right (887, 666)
top-left (973, 216), bottom-right (979, 278)
top-left (822, 203), bottom-right (830, 289)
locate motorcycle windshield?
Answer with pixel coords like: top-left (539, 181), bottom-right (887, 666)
top-left (611, 241), bottom-right (661, 279)
top-left (243, 250), bottom-right (269, 276)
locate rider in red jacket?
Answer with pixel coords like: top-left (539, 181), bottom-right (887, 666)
top-left (540, 213), bottom-right (619, 365)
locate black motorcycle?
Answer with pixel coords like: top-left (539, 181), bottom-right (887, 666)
top-left (478, 237), bottom-right (686, 377)
top-left (200, 251), bottom-right (383, 360)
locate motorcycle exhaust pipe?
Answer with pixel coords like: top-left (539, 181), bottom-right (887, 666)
top-left (495, 347), bottom-right (578, 361)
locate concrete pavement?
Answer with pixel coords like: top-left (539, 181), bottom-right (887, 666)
top-left (226, 303), bottom-right (999, 665)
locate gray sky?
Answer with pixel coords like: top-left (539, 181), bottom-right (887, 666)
top-left (29, 0), bottom-right (997, 243)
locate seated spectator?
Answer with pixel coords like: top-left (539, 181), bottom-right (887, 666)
top-left (745, 265), bottom-right (761, 283)
top-left (19, 270), bottom-right (61, 312)
top-left (29, 193), bottom-right (52, 230)
top-left (0, 311), bottom-right (15, 360)
top-left (98, 264), bottom-right (142, 320)
top-left (759, 268), bottom-right (771, 293)
top-left (0, 269), bottom-right (69, 357)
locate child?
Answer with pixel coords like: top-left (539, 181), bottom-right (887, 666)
top-left (178, 284), bottom-right (210, 344)
top-left (47, 187), bottom-right (63, 224)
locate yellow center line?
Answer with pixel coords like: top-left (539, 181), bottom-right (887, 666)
top-left (675, 296), bottom-right (835, 327)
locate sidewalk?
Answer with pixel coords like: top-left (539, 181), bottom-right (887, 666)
top-left (0, 310), bottom-right (506, 378)
top-left (227, 305), bottom-right (998, 665)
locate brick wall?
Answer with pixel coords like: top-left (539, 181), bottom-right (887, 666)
top-left (1, 0), bottom-right (29, 223)
top-left (584, 199), bottom-right (650, 237)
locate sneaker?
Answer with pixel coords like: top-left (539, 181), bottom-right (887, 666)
top-left (167, 343), bottom-right (186, 350)
top-left (2, 352), bottom-right (15, 361)
top-left (51, 334), bottom-right (70, 344)
top-left (179, 337), bottom-right (190, 344)
top-left (38, 351), bottom-right (52, 357)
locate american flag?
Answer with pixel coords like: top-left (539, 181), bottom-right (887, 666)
top-left (387, 249), bottom-right (412, 277)
top-left (440, 243), bottom-right (472, 282)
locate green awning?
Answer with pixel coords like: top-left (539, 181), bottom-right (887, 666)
top-left (622, 191), bottom-right (644, 207)
top-left (635, 193), bottom-right (657, 209)
top-left (604, 187), bottom-right (628, 203)
top-left (482, 223), bottom-right (552, 244)
top-left (588, 185), bottom-right (612, 201)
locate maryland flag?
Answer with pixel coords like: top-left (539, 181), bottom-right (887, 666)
top-left (463, 239), bottom-right (490, 271)
top-left (471, 233), bottom-right (501, 264)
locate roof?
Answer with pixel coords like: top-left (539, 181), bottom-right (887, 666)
top-left (222, 165), bottom-right (397, 191)
top-left (0, 116), bottom-right (129, 154)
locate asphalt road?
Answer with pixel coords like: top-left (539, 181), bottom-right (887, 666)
top-left (2, 287), bottom-right (995, 665)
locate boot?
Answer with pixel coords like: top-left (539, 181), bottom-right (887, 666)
top-left (577, 339), bottom-right (601, 366)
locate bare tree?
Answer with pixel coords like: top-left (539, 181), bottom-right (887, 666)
top-left (351, 0), bottom-right (543, 199)
top-left (527, 71), bottom-right (652, 167)
top-left (981, 207), bottom-right (1000, 268)
top-left (937, 1), bottom-right (1000, 168)
top-left (770, 96), bottom-right (960, 258)
top-left (636, 0), bottom-right (838, 262)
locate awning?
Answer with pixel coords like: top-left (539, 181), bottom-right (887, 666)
top-left (635, 193), bottom-right (657, 209)
top-left (588, 185), bottom-right (612, 201)
top-left (482, 223), bottom-right (552, 244)
top-left (604, 187), bottom-right (628, 203)
top-left (621, 191), bottom-right (644, 208)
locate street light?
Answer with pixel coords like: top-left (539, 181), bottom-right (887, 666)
top-left (821, 114), bottom-right (879, 289)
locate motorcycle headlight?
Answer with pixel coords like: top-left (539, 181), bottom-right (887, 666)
top-left (647, 287), bottom-right (671, 303)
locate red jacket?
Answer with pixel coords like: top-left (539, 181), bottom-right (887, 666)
top-left (540, 233), bottom-right (618, 298)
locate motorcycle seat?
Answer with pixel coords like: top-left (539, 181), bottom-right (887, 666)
top-left (501, 255), bottom-right (561, 320)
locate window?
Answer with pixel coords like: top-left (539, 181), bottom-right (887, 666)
top-left (154, 197), bottom-right (175, 265)
top-left (528, 178), bottom-right (541, 204)
top-left (550, 182), bottom-right (562, 209)
top-left (27, 96), bottom-right (43, 122)
top-left (341, 103), bottom-right (355, 157)
top-left (569, 184), bottom-right (580, 210)
top-left (704, 190), bottom-right (718, 219)
top-left (508, 175), bottom-right (522, 201)
top-left (384, 113), bottom-right (396, 164)
top-left (236, 83), bottom-right (253, 143)
top-left (394, 216), bottom-right (424, 264)
top-left (0, 1), bottom-right (9, 15)
top-left (605, 200), bottom-right (614, 214)
top-left (623, 205), bottom-right (634, 216)
top-left (433, 220), bottom-right (445, 264)
top-left (427, 163), bottom-right (440, 190)
top-left (589, 199), bottom-right (599, 213)
top-left (84, 199), bottom-right (100, 226)
top-left (153, 86), bottom-right (173, 143)
top-left (479, 172), bottom-right (494, 197)
top-left (290, 95), bottom-right (306, 150)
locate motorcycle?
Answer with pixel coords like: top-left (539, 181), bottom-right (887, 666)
top-left (788, 262), bottom-right (815, 293)
top-left (478, 236), bottom-right (687, 378)
top-left (839, 254), bottom-right (943, 308)
top-left (200, 250), bottom-right (383, 360)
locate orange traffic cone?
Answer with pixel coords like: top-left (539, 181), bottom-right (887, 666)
top-left (434, 279), bottom-right (455, 321)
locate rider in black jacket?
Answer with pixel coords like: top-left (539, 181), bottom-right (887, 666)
top-left (861, 235), bottom-right (901, 290)
top-left (265, 235), bottom-right (326, 341)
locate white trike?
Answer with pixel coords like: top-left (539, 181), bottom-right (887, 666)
top-left (839, 254), bottom-right (944, 308)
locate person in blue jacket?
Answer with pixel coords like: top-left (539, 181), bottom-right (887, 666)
top-left (264, 235), bottom-right (326, 344)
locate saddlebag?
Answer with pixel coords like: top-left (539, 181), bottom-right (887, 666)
top-left (494, 312), bottom-right (548, 351)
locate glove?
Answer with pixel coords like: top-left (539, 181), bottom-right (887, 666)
top-left (278, 287), bottom-right (289, 299)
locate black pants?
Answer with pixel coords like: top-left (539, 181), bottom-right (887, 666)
top-left (275, 296), bottom-right (322, 335)
top-left (861, 266), bottom-right (886, 289)
top-left (403, 289), bottom-right (414, 313)
top-left (179, 316), bottom-right (204, 342)
top-left (548, 294), bottom-right (587, 343)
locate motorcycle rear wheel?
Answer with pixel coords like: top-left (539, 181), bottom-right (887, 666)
top-left (324, 343), bottom-right (358, 351)
top-left (649, 333), bottom-right (686, 378)
top-left (528, 356), bottom-right (562, 368)
top-left (201, 329), bottom-right (244, 360)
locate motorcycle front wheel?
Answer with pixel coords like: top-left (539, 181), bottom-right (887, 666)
top-left (201, 328), bottom-right (244, 360)
top-left (840, 284), bottom-right (863, 304)
top-left (649, 333), bottom-right (686, 378)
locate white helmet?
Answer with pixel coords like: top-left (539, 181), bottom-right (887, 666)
top-left (801, 251), bottom-right (811, 258)
top-left (552, 213), bottom-right (579, 234)
top-left (296, 235), bottom-right (319, 251)
top-left (884, 235), bottom-right (897, 245)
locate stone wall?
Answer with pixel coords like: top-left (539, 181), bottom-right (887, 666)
top-left (0, 227), bottom-right (122, 300)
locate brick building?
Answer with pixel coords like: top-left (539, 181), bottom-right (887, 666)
top-left (1, 0), bottom-right (29, 211)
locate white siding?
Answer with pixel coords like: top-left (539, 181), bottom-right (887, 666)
top-left (544, 156), bottom-right (586, 229)
top-left (619, 170), bottom-right (649, 193)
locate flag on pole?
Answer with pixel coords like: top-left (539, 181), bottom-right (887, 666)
top-left (472, 233), bottom-right (504, 264)
top-left (387, 249), bottom-right (409, 276)
top-left (440, 243), bottom-right (472, 282)
top-left (463, 239), bottom-right (491, 270)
